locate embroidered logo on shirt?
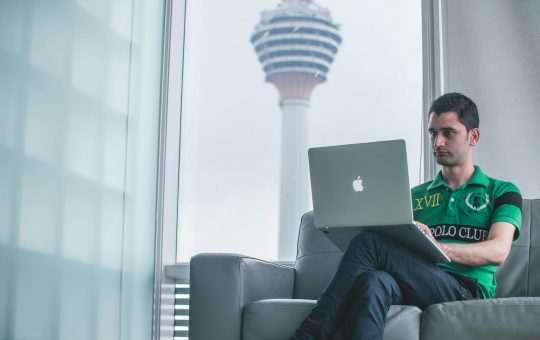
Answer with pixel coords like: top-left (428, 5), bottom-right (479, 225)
top-left (466, 193), bottom-right (490, 212)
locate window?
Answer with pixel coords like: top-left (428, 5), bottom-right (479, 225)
top-left (177, 0), bottom-right (423, 262)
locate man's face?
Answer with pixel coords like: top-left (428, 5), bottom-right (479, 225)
top-left (427, 111), bottom-right (478, 167)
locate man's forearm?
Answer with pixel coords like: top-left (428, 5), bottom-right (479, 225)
top-left (417, 221), bottom-right (515, 266)
top-left (438, 240), bottom-right (508, 266)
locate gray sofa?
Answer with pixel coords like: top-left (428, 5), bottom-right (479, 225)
top-left (189, 199), bottom-right (540, 340)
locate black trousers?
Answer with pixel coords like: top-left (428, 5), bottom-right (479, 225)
top-left (291, 232), bottom-right (476, 340)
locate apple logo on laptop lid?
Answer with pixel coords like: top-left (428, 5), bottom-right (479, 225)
top-left (352, 176), bottom-right (364, 192)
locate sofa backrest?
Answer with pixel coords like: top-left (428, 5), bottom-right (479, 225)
top-left (293, 211), bottom-right (343, 299)
top-left (495, 198), bottom-right (540, 297)
top-left (293, 199), bottom-right (539, 300)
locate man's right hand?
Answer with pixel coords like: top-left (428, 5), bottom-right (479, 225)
top-left (415, 221), bottom-right (437, 243)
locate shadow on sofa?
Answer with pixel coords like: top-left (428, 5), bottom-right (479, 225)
top-left (189, 199), bottom-right (540, 340)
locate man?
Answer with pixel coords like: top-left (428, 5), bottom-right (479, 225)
top-left (291, 93), bottom-right (522, 340)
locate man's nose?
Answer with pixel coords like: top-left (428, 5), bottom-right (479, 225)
top-left (433, 134), bottom-right (445, 147)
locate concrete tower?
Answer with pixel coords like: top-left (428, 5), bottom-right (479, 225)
top-left (251, 0), bottom-right (341, 259)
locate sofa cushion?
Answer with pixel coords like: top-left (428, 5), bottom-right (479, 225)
top-left (294, 212), bottom-right (343, 299)
top-left (243, 299), bottom-right (422, 340)
top-left (421, 297), bottom-right (540, 340)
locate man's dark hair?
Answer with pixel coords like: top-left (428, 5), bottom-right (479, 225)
top-left (429, 92), bottom-right (479, 131)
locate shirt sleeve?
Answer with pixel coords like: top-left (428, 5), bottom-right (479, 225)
top-left (490, 182), bottom-right (523, 240)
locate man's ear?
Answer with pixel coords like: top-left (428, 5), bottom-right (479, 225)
top-left (469, 128), bottom-right (480, 146)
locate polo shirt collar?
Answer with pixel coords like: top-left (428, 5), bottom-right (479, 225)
top-left (427, 165), bottom-right (489, 191)
top-left (468, 166), bottom-right (490, 187)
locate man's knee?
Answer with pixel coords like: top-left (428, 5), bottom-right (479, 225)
top-left (363, 271), bottom-right (394, 286)
top-left (356, 271), bottom-right (399, 298)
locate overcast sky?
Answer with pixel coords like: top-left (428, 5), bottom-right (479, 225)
top-left (177, 0), bottom-right (423, 261)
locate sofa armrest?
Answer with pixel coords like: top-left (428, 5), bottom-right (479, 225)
top-left (189, 253), bottom-right (295, 340)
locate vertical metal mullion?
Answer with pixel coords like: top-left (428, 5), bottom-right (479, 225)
top-left (153, 0), bottom-right (187, 339)
top-left (152, 0), bottom-right (173, 338)
top-left (421, 0), bottom-right (445, 181)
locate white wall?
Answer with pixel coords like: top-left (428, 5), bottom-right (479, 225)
top-left (441, 0), bottom-right (540, 198)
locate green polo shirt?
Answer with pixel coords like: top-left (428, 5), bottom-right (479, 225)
top-left (411, 166), bottom-right (522, 299)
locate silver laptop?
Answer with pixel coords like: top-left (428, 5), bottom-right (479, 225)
top-left (308, 139), bottom-right (450, 263)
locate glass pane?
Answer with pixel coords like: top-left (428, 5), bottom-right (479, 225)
top-left (178, 0), bottom-right (423, 261)
top-left (0, 0), bottom-right (129, 338)
top-left (0, 0), bottom-right (165, 339)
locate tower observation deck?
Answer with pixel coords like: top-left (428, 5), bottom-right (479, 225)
top-left (251, 0), bottom-right (341, 260)
top-left (251, 0), bottom-right (341, 101)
